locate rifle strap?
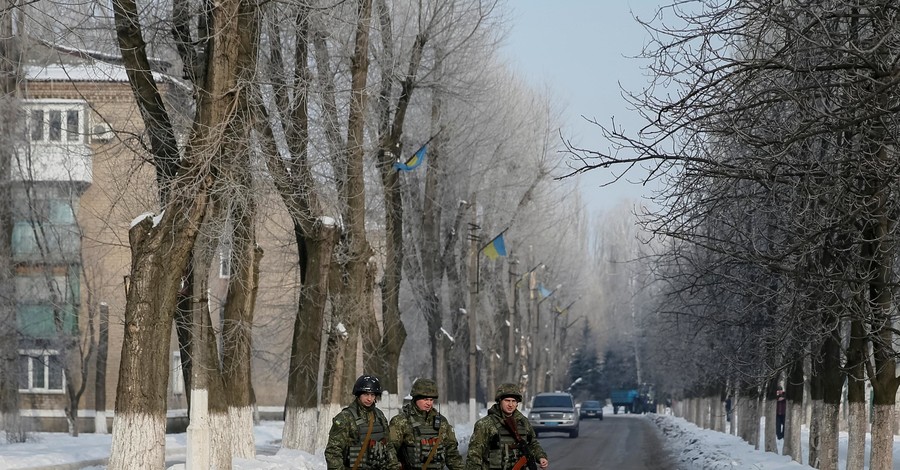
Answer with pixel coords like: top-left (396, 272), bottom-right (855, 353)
top-left (502, 416), bottom-right (523, 444)
top-left (502, 416), bottom-right (535, 470)
top-left (352, 412), bottom-right (375, 470)
top-left (421, 437), bottom-right (441, 470)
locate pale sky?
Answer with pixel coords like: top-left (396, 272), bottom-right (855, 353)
top-left (501, 1), bottom-right (666, 215)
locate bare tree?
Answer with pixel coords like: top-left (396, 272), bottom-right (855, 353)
top-left (0, 0), bottom-right (21, 443)
top-left (107, 0), bottom-right (259, 466)
top-left (566, 2), bottom-right (900, 468)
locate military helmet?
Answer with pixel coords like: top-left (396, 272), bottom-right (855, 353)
top-left (410, 378), bottom-right (439, 400)
top-left (494, 383), bottom-right (523, 403)
top-left (353, 374), bottom-right (383, 396)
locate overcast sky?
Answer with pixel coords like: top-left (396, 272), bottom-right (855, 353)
top-left (501, 1), bottom-right (666, 215)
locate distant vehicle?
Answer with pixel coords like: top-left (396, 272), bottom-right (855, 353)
top-left (529, 392), bottom-right (579, 438)
top-left (579, 400), bottom-right (604, 420)
top-left (610, 389), bottom-right (640, 414)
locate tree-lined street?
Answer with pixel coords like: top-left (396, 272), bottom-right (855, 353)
top-left (2, 2), bottom-right (900, 470)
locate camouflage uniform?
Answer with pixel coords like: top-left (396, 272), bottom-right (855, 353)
top-left (389, 402), bottom-right (464, 470)
top-left (465, 385), bottom-right (547, 470)
top-left (325, 399), bottom-right (401, 470)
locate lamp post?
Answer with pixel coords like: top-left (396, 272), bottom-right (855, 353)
top-left (551, 303), bottom-right (579, 391)
top-left (535, 283), bottom-right (561, 393)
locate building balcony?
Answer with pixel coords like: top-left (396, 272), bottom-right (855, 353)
top-left (11, 99), bottom-right (93, 186)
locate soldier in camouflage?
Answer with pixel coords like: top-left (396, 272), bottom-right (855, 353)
top-left (389, 378), bottom-right (464, 470)
top-left (465, 384), bottom-right (549, 470)
top-left (325, 374), bottom-right (401, 470)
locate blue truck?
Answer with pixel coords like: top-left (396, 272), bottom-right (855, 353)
top-left (610, 389), bottom-right (641, 414)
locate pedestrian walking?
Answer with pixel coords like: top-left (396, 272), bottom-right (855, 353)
top-left (775, 386), bottom-right (786, 440)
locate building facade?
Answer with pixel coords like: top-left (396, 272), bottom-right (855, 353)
top-left (15, 41), bottom-right (299, 433)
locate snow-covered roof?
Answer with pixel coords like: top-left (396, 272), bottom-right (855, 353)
top-left (22, 39), bottom-right (189, 91)
top-left (25, 62), bottom-right (132, 82)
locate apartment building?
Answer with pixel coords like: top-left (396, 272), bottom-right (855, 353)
top-left (15, 40), bottom-right (298, 433)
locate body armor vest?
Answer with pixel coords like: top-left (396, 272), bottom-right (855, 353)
top-left (346, 406), bottom-right (390, 469)
top-left (402, 410), bottom-right (445, 469)
top-left (486, 416), bottom-right (529, 470)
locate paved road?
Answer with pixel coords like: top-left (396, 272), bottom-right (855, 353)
top-left (537, 414), bottom-right (676, 470)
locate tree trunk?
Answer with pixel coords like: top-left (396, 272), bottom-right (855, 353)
top-left (94, 302), bottom-right (109, 434)
top-left (764, 378), bottom-right (778, 453)
top-left (783, 355), bottom-right (804, 462)
top-left (109, 209), bottom-right (205, 469)
top-left (220, 4), bottom-right (261, 458)
top-left (323, 0), bottom-right (374, 403)
top-left (737, 382), bottom-right (759, 447)
top-left (819, 329), bottom-right (842, 470)
top-left (863, 144), bottom-right (898, 470)
top-left (0, 1), bottom-right (20, 443)
top-left (257, 1), bottom-right (339, 454)
top-left (845, 318), bottom-right (867, 469)
top-left (109, 0), bottom-right (249, 463)
top-left (222, 199), bottom-right (262, 460)
top-left (808, 361), bottom-right (823, 469)
top-left (282, 222), bottom-right (336, 450)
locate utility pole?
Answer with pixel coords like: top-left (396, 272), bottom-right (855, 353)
top-left (630, 274), bottom-right (643, 387)
top-left (186, 274), bottom-right (209, 469)
top-left (527, 247), bottom-right (537, 400)
top-left (466, 196), bottom-right (478, 424)
top-left (507, 257), bottom-right (518, 384)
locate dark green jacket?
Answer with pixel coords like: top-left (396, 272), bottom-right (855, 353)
top-left (389, 402), bottom-right (464, 470)
top-left (325, 400), bottom-right (401, 470)
top-left (464, 404), bottom-right (547, 470)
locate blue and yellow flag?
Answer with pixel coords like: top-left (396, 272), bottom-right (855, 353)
top-left (481, 233), bottom-right (507, 260)
top-left (394, 144), bottom-right (427, 171)
top-left (537, 283), bottom-right (553, 299)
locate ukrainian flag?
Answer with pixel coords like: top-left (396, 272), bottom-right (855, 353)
top-left (537, 283), bottom-right (553, 299)
top-left (481, 233), bottom-right (507, 260)
top-left (394, 144), bottom-right (427, 171)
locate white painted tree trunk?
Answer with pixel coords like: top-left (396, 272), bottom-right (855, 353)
top-left (846, 401), bottom-right (866, 470)
top-left (784, 401), bottom-right (802, 462)
top-left (870, 403), bottom-right (894, 470)
top-left (94, 411), bottom-right (107, 434)
top-left (764, 397), bottom-right (777, 453)
top-left (809, 398), bottom-right (822, 468)
top-left (230, 405), bottom-right (256, 459)
top-left (711, 397), bottom-right (724, 432)
top-left (108, 413), bottom-right (166, 469)
top-left (282, 407), bottom-right (319, 452)
top-left (210, 410), bottom-right (233, 469)
top-left (819, 402), bottom-right (839, 470)
top-left (317, 402), bottom-right (343, 450)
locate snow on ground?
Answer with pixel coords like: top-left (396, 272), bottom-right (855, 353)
top-left (5, 409), bottom-right (900, 469)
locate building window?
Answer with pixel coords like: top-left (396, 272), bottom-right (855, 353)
top-left (172, 351), bottom-right (184, 396)
top-left (25, 101), bottom-right (86, 144)
top-left (18, 350), bottom-right (65, 393)
top-left (29, 109), bottom-right (43, 140)
top-left (11, 195), bottom-right (81, 263)
top-left (219, 245), bottom-right (232, 278)
top-left (14, 274), bottom-right (79, 338)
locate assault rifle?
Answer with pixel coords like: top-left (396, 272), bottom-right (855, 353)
top-left (512, 440), bottom-right (538, 470)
